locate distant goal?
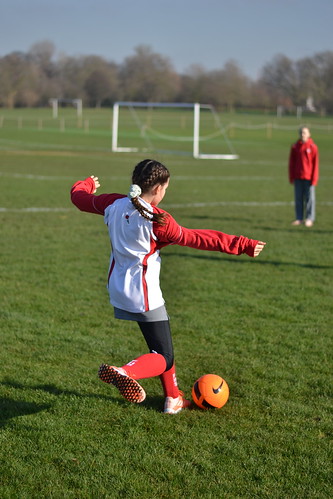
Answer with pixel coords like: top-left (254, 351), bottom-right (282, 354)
top-left (49, 98), bottom-right (83, 118)
top-left (111, 102), bottom-right (238, 160)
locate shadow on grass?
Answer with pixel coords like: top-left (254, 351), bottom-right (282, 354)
top-left (179, 214), bottom-right (255, 224)
top-left (0, 379), bottom-right (164, 425)
top-left (181, 215), bottom-right (333, 236)
top-left (0, 396), bottom-right (51, 428)
top-left (162, 251), bottom-right (332, 269)
top-left (2, 378), bottom-right (117, 401)
top-left (259, 226), bottom-right (333, 235)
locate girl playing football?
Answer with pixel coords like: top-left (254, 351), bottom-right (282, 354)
top-left (71, 159), bottom-right (266, 414)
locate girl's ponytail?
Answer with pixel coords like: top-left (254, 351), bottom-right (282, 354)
top-left (128, 159), bottom-right (170, 225)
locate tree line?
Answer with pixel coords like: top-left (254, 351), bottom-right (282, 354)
top-left (1, 41), bottom-right (333, 114)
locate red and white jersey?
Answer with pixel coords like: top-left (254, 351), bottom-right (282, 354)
top-left (104, 196), bottom-right (164, 312)
top-left (71, 177), bottom-right (259, 313)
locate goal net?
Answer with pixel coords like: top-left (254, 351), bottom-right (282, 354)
top-left (111, 102), bottom-right (238, 160)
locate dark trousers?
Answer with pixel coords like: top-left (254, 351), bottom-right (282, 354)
top-left (294, 179), bottom-right (315, 221)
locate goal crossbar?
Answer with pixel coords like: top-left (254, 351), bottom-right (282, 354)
top-left (49, 98), bottom-right (83, 118)
top-left (112, 102), bottom-right (238, 160)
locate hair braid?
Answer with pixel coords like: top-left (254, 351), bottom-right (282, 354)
top-left (130, 159), bottom-right (170, 225)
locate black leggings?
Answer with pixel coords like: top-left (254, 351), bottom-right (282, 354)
top-left (137, 320), bottom-right (174, 371)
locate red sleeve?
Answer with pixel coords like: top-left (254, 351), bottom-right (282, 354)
top-left (70, 177), bottom-right (125, 214)
top-left (289, 144), bottom-right (296, 184)
top-left (153, 211), bottom-right (259, 257)
top-left (311, 144), bottom-right (319, 186)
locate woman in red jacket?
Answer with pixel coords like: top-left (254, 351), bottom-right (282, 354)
top-left (71, 159), bottom-right (266, 414)
top-left (289, 127), bottom-right (319, 227)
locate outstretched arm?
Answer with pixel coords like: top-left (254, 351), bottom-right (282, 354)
top-left (154, 211), bottom-right (266, 257)
top-left (70, 176), bottom-right (125, 215)
top-left (175, 227), bottom-right (266, 257)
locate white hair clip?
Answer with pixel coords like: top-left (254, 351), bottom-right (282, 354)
top-left (128, 184), bottom-right (142, 199)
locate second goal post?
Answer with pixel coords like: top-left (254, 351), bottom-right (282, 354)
top-left (111, 101), bottom-right (238, 160)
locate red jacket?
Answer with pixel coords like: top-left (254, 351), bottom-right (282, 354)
top-left (71, 178), bottom-right (259, 257)
top-left (289, 138), bottom-right (319, 186)
top-left (71, 177), bottom-right (259, 312)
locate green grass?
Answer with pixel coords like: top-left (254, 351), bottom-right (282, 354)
top-left (0, 109), bottom-right (332, 498)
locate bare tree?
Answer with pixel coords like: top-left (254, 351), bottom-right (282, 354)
top-left (178, 64), bottom-right (210, 103)
top-left (28, 40), bottom-right (56, 77)
top-left (0, 52), bottom-right (30, 107)
top-left (213, 60), bottom-right (251, 111)
top-left (180, 61), bottom-right (251, 111)
top-left (84, 67), bottom-right (118, 107)
top-left (56, 55), bottom-right (86, 99)
top-left (312, 51), bottom-right (333, 114)
top-left (81, 56), bottom-right (119, 106)
top-left (260, 54), bottom-right (298, 107)
top-left (0, 41), bottom-right (333, 113)
top-left (119, 45), bottom-right (180, 102)
top-left (25, 41), bottom-right (61, 105)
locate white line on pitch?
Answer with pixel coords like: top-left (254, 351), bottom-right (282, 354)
top-left (1, 172), bottom-right (333, 182)
top-left (1, 201), bottom-right (333, 213)
top-left (0, 207), bottom-right (72, 212)
top-left (0, 172), bottom-right (277, 181)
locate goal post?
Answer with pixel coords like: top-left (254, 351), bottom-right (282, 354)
top-left (49, 98), bottom-right (83, 118)
top-left (111, 101), bottom-right (238, 160)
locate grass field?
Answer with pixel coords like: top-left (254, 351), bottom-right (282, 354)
top-left (1, 108), bottom-right (332, 498)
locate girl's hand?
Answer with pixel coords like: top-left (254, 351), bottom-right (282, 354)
top-left (253, 241), bottom-right (266, 257)
top-left (90, 175), bottom-right (100, 193)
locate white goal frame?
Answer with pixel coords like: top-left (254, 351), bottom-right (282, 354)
top-left (49, 98), bottom-right (83, 118)
top-left (111, 101), bottom-right (238, 160)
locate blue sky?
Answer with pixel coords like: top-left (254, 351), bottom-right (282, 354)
top-left (1, 0), bottom-right (333, 79)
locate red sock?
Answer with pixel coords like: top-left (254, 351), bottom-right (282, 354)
top-left (159, 363), bottom-right (180, 398)
top-left (120, 353), bottom-right (166, 380)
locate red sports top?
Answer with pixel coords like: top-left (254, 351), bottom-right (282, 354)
top-left (71, 177), bottom-right (259, 313)
top-left (289, 138), bottom-right (319, 186)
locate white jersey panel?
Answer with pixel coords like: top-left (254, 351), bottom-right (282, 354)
top-left (104, 197), bottom-right (164, 312)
